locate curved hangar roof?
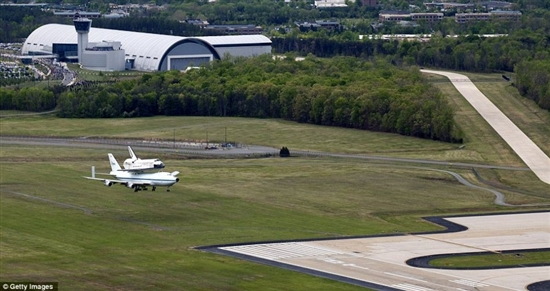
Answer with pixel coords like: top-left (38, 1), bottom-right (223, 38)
top-left (22, 24), bottom-right (272, 71)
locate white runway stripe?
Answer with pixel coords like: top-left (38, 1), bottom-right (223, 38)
top-left (220, 242), bottom-right (344, 260)
top-left (391, 283), bottom-right (433, 291)
top-left (450, 279), bottom-right (489, 287)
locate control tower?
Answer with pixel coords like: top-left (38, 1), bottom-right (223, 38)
top-left (73, 14), bottom-right (92, 63)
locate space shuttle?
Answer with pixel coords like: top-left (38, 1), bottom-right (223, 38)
top-left (122, 146), bottom-right (165, 171)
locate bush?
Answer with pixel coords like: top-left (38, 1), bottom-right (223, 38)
top-left (279, 146), bottom-right (290, 157)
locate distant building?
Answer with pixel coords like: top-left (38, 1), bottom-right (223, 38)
top-left (490, 10), bottom-right (522, 21)
top-left (182, 19), bottom-right (210, 27)
top-left (204, 25), bottom-right (263, 35)
top-left (424, 1), bottom-right (511, 10)
top-left (455, 10), bottom-right (521, 23)
top-left (314, 0), bottom-right (348, 8)
top-left (379, 13), bottom-right (410, 22)
top-left (103, 10), bottom-right (129, 19)
top-left (379, 12), bottom-right (442, 23)
top-left (295, 20), bottom-right (341, 31)
top-left (53, 10), bottom-right (101, 18)
top-left (410, 13), bottom-right (443, 22)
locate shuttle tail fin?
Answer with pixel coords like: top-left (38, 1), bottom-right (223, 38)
top-left (128, 146), bottom-right (138, 161)
top-left (108, 153), bottom-right (122, 172)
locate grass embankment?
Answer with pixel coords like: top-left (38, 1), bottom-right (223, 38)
top-left (429, 251), bottom-right (550, 269)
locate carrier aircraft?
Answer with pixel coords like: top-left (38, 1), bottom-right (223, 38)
top-left (85, 153), bottom-right (179, 192)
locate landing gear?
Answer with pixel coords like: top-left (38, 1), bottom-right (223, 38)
top-left (166, 187), bottom-right (171, 192)
top-left (152, 186), bottom-right (156, 192)
top-left (133, 185), bottom-right (148, 192)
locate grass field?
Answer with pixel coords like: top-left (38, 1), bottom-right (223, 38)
top-left (1, 144), bottom-right (540, 291)
top-left (429, 251), bottom-right (550, 269)
top-left (1, 71), bottom-right (549, 290)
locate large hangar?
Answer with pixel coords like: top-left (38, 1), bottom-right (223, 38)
top-left (22, 23), bottom-right (272, 71)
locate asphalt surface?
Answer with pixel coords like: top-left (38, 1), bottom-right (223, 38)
top-left (205, 212), bottom-right (550, 291)
top-left (421, 69), bottom-right (550, 185)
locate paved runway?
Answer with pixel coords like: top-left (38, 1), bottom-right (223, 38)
top-left (421, 70), bottom-right (550, 185)
top-left (215, 212), bottom-right (550, 291)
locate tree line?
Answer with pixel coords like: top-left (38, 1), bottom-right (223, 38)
top-left (0, 86), bottom-right (56, 112)
top-left (2, 56), bottom-right (463, 143)
top-left (515, 60), bottom-right (550, 111)
top-left (272, 30), bottom-right (550, 73)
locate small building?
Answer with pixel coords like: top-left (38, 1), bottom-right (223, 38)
top-left (296, 20), bottom-right (341, 31)
top-left (455, 10), bottom-right (521, 23)
top-left (182, 19), bottom-right (210, 27)
top-left (314, 0), bottom-right (348, 8)
top-left (410, 13), bottom-right (443, 22)
top-left (203, 25), bottom-right (263, 35)
top-left (54, 11), bottom-right (101, 18)
top-left (380, 12), bottom-right (442, 23)
top-left (490, 10), bottom-right (522, 21)
top-left (103, 10), bottom-right (129, 19)
top-left (81, 41), bottom-right (126, 71)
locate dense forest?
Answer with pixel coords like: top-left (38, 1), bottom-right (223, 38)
top-left (0, 7), bottom-right (69, 43)
top-left (0, 56), bottom-right (462, 142)
top-left (272, 29), bottom-right (550, 72)
top-left (515, 60), bottom-right (550, 110)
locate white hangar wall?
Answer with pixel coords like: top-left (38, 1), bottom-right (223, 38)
top-left (22, 24), bottom-right (272, 71)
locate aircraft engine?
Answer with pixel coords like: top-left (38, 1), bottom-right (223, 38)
top-left (104, 180), bottom-right (113, 187)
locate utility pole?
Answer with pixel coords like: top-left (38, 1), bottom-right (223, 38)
top-left (173, 129), bottom-right (175, 148)
top-left (224, 127), bottom-right (227, 146)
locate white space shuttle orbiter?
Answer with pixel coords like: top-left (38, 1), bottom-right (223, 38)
top-left (122, 146), bottom-right (165, 171)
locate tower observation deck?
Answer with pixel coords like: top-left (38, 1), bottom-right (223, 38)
top-left (73, 15), bottom-right (92, 63)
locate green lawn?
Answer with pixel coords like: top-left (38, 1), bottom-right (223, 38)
top-left (429, 251), bottom-right (550, 269)
top-left (1, 71), bottom-right (549, 290)
top-left (2, 143), bottom-right (534, 291)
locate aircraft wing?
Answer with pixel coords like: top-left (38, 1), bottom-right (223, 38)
top-left (84, 176), bottom-right (127, 185)
top-left (84, 176), bottom-right (154, 186)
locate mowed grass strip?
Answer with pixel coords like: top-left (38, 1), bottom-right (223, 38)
top-left (0, 114), bottom-right (459, 157)
top-left (429, 251), bottom-right (550, 269)
top-left (428, 74), bottom-right (524, 167)
top-left (474, 79), bottom-right (550, 157)
top-left (423, 71), bottom-right (550, 195)
top-left (0, 144), bottom-right (527, 291)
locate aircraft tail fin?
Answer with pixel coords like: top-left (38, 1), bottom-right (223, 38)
top-left (128, 146), bottom-right (138, 161)
top-left (108, 153), bottom-right (122, 172)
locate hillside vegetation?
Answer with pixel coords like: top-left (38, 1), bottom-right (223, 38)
top-left (53, 56), bottom-right (461, 142)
